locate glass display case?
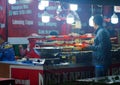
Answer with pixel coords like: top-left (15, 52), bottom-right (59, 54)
top-left (27, 34), bottom-right (94, 65)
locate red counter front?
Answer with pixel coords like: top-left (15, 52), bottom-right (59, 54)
top-left (10, 65), bottom-right (44, 85)
top-left (10, 64), bottom-right (94, 85)
top-left (9, 62), bottom-right (120, 85)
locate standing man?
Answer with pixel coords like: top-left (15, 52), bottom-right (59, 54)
top-left (87, 15), bottom-right (112, 77)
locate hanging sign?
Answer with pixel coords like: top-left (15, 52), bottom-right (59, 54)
top-left (114, 6), bottom-right (120, 13)
top-left (0, 0), bottom-right (7, 40)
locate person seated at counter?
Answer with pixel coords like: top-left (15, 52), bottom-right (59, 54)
top-left (18, 33), bottom-right (40, 59)
top-left (0, 35), bottom-right (15, 61)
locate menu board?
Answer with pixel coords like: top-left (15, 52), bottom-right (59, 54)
top-left (7, 0), bottom-right (62, 44)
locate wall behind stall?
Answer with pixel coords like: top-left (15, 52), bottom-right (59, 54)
top-left (6, 0), bottom-right (114, 44)
top-left (0, 0), bottom-right (117, 44)
top-left (0, 0), bottom-right (119, 57)
top-left (7, 0), bottom-right (61, 44)
top-left (0, 0), bottom-right (119, 44)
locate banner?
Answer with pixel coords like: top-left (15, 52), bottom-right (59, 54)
top-left (8, 0), bottom-right (38, 37)
top-left (0, 0), bottom-right (7, 40)
top-left (8, 0), bottom-right (60, 37)
top-left (7, 0), bottom-right (63, 44)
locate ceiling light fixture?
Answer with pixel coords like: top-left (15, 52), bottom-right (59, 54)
top-left (41, 11), bottom-right (50, 23)
top-left (66, 13), bottom-right (75, 24)
top-left (8, 0), bottom-right (16, 4)
top-left (111, 13), bottom-right (119, 24)
top-left (69, 4), bottom-right (78, 11)
top-left (89, 5), bottom-right (94, 27)
top-left (41, 0), bottom-right (49, 8)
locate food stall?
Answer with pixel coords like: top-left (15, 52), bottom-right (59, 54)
top-left (0, 0), bottom-right (120, 85)
top-left (0, 33), bottom-right (120, 85)
top-left (0, 34), bottom-right (95, 85)
top-left (8, 34), bottom-right (120, 85)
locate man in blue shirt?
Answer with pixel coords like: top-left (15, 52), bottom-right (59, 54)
top-left (87, 15), bottom-right (112, 77)
top-left (0, 35), bottom-right (15, 61)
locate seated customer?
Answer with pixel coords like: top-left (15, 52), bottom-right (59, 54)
top-left (0, 35), bottom-right (15, 61)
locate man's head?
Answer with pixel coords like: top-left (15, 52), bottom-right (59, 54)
top-left (93, 15), bottom-right (103, 29)
top-left (50, 31), bottom-right (58, 36)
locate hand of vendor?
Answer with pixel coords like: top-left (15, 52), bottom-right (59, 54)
top-left (89, 38), bottom-right (94, 44)
top-left (83, 38), bottom-right (94, 45)
top-left (82, 43), bottom-right (90, 50)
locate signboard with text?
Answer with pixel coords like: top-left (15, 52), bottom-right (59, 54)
top-left (7, 0), bottom-right (61, 44)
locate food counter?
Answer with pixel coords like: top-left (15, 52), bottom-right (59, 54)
top-left (0, 51), bottom-right (120, 85)
top-left (0, 35), bottom-right (120, 85)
